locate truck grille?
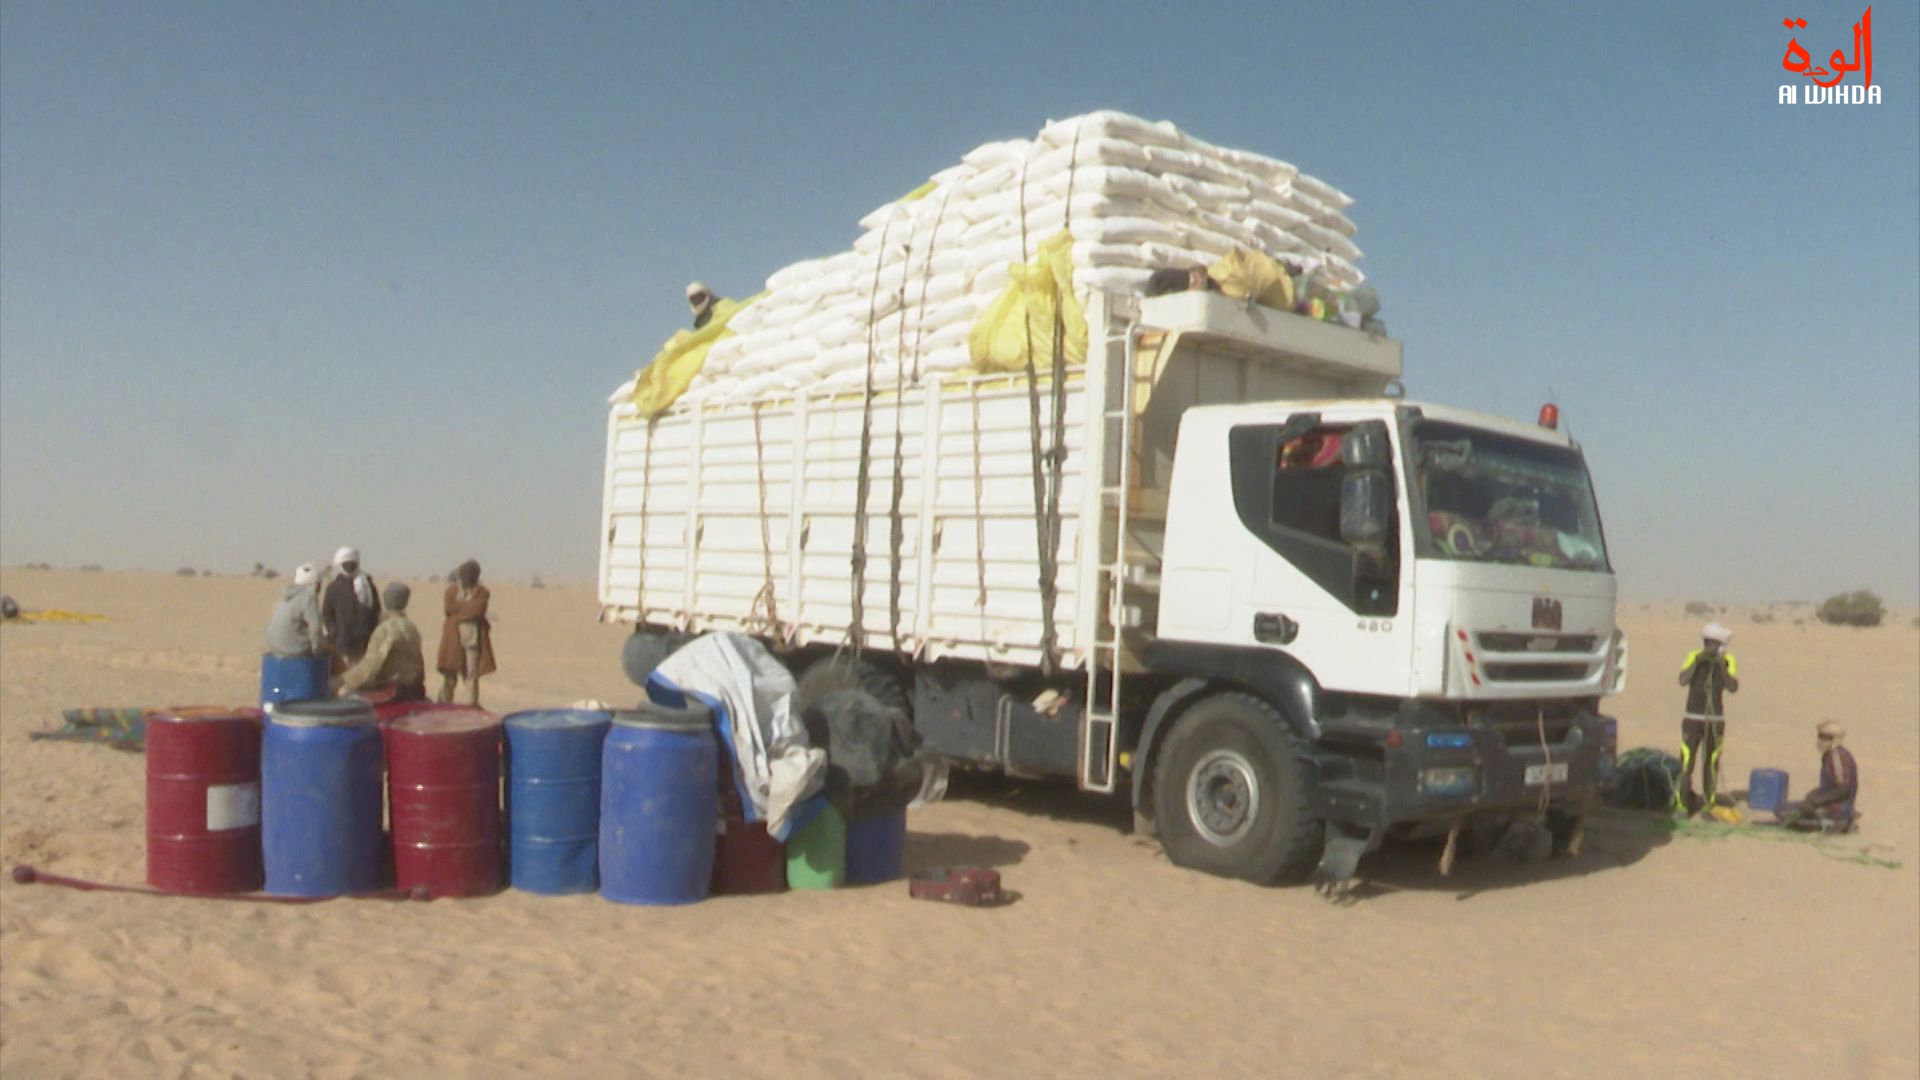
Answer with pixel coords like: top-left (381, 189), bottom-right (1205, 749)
top-left (1477, 633), bottom-right (1596, 654)
top-left (1482, 661), bottom-right (1593, 683)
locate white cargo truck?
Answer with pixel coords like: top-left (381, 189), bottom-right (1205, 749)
top-left (600, 288), bottom-right (1627, 883)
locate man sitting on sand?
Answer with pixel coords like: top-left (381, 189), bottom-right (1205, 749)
top-left (335, 582), bottom-right (427, 701)
top-left (1776, 721), bottom-right (1859, 833)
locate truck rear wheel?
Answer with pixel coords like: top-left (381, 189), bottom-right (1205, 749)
top-left (1152, 692), bottom-right (1321, 884)
top-left (792, 654), bottom-right (910, 715)
top-left (621, 629), bottom-right (689, 688)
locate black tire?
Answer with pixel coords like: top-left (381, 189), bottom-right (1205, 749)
top-left (792, 654), bottom-right (910, 715)
top-left (621, 629), bottom-right (688, 688)
top-left (1152, 692), bottom-right (1322, 884)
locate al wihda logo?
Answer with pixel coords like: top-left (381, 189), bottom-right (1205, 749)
top-left (1780, 6), bottom-right (1882, 103)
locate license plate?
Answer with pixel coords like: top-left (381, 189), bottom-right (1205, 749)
top-left (1525, 762), bottom-right (1569, 785)
top-left (1520, 757), bottom-right (1566, 780)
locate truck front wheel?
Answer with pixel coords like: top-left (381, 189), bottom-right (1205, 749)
top-left (1152, 693), bottom-right (1321, 884)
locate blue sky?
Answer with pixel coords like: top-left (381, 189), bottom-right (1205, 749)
top-left (3, 2), bottom-right (1916, 603)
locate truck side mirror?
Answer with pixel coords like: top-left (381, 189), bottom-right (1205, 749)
top-left (1340, 423), bottom-right (1390, 469)
top-left (1339, 470), bottom-right (1392, 550)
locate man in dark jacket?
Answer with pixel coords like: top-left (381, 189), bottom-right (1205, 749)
top-left (321, 545), bottom-right (381, 668)
top-left (1675, 622), bottom-right (1739, 814)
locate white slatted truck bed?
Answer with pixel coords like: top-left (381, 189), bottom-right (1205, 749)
top-left (601, 288), bottom-right (1628, 884)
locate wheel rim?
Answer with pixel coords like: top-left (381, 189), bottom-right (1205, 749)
top-left (1186, 748), bottom-right (1261, 846)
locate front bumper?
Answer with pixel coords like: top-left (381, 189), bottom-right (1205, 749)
top-left (1311, 707), bottom-right (1614, 833)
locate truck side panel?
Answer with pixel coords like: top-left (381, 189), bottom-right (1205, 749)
top-left (601, 376), bottom-right (1092, 670)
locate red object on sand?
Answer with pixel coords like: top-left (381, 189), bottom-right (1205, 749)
top-left (908, 866), bottom-right (1006, 907)
top-left (146, 708), bottom-right (266, 894)
top-left (382, 708), bottom-right (502, 898)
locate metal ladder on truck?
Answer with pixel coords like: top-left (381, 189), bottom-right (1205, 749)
top-left (1080, 315), bottom-right (1143, 794)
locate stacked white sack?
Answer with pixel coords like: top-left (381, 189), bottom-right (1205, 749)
top-left (687, 111), bottom-right (1362, 407)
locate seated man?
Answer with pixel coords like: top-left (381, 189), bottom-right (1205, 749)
top-left (335, 582), bottom-right (428, 702)
top-left (1777, 721), bottom-right (1859, 833)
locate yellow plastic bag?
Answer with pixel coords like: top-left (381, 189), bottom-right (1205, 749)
top-left (629, 294), bottom-right (762, 417)
top-left (1208, 247), bottom-right (1295, 311)
top-left (967, 231), bottom-right (1087, 374)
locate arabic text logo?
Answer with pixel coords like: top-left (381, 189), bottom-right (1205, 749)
top-left (1780, 7), bottom-right (1881, 103)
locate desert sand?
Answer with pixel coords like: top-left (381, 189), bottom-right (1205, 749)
top-left (1, 568), bottom-right (1914, 1077)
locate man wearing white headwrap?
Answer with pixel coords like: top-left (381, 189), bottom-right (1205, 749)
top-left (265, 562), bottom-right (324, 658)
top-left (686, 281), bottom-right (717, 329)
top-left (321, 546), bottom-right (381, 668)
top-left (1675, 621), bottom-right (1739, 814)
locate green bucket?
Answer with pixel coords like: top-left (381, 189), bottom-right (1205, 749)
top-left (785, 801), bottom-right (846, 890)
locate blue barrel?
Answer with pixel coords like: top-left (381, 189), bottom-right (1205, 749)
top-left (262, 699), bottom-right (387, 896)
top-left (1748, 768), bottom-right (1790, 813)
top-left (260, 653), bottom-right (329, 712)
top-left (505, 709), bottom-right (612, 895)
top-left (599, 702), bottom-right (716, 905)
top-left (845, 809), bottom-right (909, 884)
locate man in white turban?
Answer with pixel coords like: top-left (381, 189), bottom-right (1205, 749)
top-left (1674, 621), bottom-right (1739, 814)
top-left (686, 281), bottom-right (717, 329)
top-left (321, 546), bottom-right (381, 668)
top-left (264, 562), bottom-right (323, 659)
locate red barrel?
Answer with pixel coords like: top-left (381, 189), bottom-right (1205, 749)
top-left (712, 817), bottom-right (786, 894)
top-left (384, 707), bottom-right (502, 898)
top-left (710, 746), bottom-right (785, 894)
top-left (370, 698), bottom-right (454, 727)
top-left (146, 707), bottom-right (265, 894)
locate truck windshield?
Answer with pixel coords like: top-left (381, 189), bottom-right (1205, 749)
top-left (1410, 420), bottom-right (1609, 571)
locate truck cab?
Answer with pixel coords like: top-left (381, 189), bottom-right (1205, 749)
top-left (1123, 297), bottom-right (1625, 884)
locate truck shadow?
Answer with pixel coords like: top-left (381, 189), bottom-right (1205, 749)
top-left (942, 770), bottom-right (1135, 832)
top-left (1344, 808), bottom-right (1675, 902)
top-left (903, 831), bottom-right (1032, 872)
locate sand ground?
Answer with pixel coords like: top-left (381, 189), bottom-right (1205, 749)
top-left (1, 569), bottom-right (1914, 1077)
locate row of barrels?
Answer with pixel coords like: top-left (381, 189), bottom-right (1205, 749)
top-left (147, 698), bottom-right (906, 903)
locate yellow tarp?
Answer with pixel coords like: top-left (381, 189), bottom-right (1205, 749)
top-left (628, 294), bottom-right (763, 417)
top-left (1208, 247), bottom-right (1296, 311)
top-left (966, 231), bottom-right (1087, 374)
top-left (9, 610), bottom-right (109, 624)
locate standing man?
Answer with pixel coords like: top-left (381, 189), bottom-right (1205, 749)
top-left (265, 563), bottom-right (324, 659)
top-left (321, 546), bottom-right (381, 669)
top-left (686, 281), bottom-right (717, 329)
top-left (437, 559), bottom-right (496, 706)
top-left (1675, 622), bottom-right (1739, 815)
top-left (337, 582), bottom-right (427, 701)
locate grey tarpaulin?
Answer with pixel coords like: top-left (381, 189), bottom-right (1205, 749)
top-left (648, 633), bottom-right (826, 841)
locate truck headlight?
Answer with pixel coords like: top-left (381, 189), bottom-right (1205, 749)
top-left (1421, 767), bottom-right (1477, 796)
